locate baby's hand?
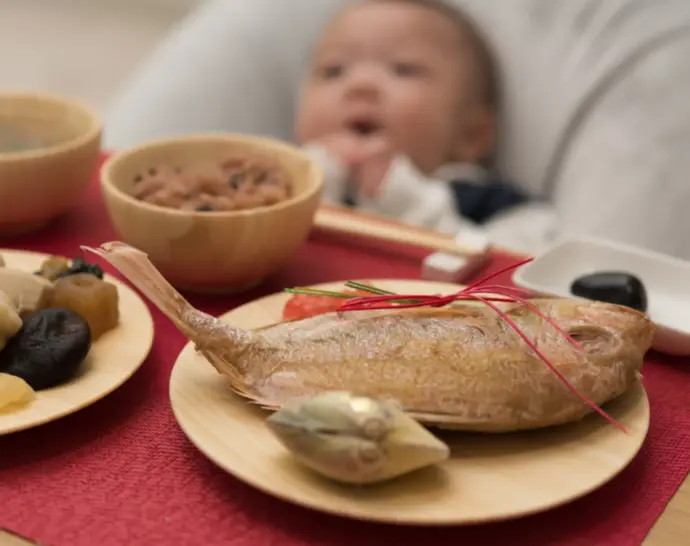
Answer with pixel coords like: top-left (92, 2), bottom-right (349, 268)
top-left (354, 142), bottom-right (393, 198)
top-left (316, 132), bottom-right (393, 198)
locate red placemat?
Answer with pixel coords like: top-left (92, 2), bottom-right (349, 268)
top-left (1, 167), bottom-right (689, 546)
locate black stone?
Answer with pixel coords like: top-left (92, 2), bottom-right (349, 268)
top-left (570, 271), bottom-right (647, 312)
top-left (196, 205), bottom-right (214, 212)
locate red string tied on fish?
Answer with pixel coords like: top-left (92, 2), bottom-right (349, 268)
top-left (338, 258), bottom-right (630, 434)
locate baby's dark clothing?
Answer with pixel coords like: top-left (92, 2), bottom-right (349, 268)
top-left (302, 144), bottom-right (535, 239)
top-left (448, 175), bottom-right (529, 224)
top-left (343, 174), bottom-right (529, 225)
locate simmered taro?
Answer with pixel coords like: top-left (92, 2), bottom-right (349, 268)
top-left (0, 309), bottom-right (91, 390)
top-left (49, 274), bottom-right (119, 340)
top-left (0, 268), bottom-right (53, 315)
top-left (0, 373), bottom-right (35, 413)
top-left (0, 290), bottom-right (22, 350)
top-left (570, 272), bottom-right (648, 312)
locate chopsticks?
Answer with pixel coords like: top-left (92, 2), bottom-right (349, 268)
top-left (314, 205), bottom-right (484, 257)
top-left (0, 528), bottom-right (40, 545)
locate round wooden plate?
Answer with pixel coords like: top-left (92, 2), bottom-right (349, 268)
top-left (0, 249), bottom-right (154, 435)
top-left (169, 279), bottom-right (650, 525)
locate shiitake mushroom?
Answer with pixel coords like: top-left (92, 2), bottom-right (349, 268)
top-left (35, 256), bottom-right (104, 281)
top-left (57, 257), bottom-right (104, 280)
top-left (0, 308), bottom-right (91, 390)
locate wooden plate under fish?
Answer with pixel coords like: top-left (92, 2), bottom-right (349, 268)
top-left (0, 249), bottom-right (154, 435)
top-left (169, 279), bottom-right (650, 526)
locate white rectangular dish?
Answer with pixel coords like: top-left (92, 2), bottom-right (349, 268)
top-left (512, 236), bottom-right (690, 356)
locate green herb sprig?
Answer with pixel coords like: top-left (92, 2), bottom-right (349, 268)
top-left (285, 281), bottom-right (424, 306)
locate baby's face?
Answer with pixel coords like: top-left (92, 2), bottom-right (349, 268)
top-left (296, 1), bottom-right (489, 173)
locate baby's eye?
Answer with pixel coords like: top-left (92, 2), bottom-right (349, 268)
top-left (317, 64), bottom-right (346, 80)
top-left (391, 62), bottom-right (425, 77)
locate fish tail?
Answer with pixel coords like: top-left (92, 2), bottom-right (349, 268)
top-left (83, 242), bottom-right (198, 325)
top-left (81, 242), bottom-right (252, 352)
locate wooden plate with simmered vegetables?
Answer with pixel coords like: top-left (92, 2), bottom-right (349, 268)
top-left (0, 249), bottom-right (153, 435)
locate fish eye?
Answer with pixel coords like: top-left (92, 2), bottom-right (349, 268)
top-left (565, 325), bottom-right (621, 354)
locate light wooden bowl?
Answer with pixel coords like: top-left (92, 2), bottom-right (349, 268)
top-left (100, 134), bottom-right (323, 293)
top-left (0, 92), bottom-right (102, 236)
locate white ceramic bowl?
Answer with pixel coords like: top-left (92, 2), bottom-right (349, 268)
top-left (512, 236), bottom-right (690, 356)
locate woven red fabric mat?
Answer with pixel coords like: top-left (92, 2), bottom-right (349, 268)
top-left (1, 170), bottom-right (689, 546)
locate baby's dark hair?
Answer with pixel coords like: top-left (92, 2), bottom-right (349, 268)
top-left (368, 0), bottom-right (499, 109)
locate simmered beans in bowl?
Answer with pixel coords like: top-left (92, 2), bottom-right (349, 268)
top-left (99, 133), bottom-right (323, 293)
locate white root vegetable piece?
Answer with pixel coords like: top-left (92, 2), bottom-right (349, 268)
top-left (0, 290), bottom-right (22, 351)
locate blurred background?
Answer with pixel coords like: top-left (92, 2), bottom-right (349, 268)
top-left (1, 0), bottom-right (200, 112)
top-left (4, 0), bottom-right (690, 261)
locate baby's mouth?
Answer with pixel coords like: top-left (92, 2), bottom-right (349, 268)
top-left (349, 120), bottom-right (381, 137)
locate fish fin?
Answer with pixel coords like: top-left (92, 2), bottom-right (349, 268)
top-left (212, 361), bottom-right (279, 409)
top-left (195, 347), bottom-right (278, 409)
top-left (85, 243), bottom-right (265, 394)
top-left (406, 409), bottom-right (497, 430)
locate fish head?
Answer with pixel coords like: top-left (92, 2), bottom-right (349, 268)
top-left (532, 299), bottom-right (655, 356)
top-left (266, 391), bottom-right (450, 484)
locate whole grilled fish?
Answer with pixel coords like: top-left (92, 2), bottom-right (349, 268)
top-left (84, 242), bottom-right (655, 432)
top-left (267, 391), bottom-right (450, 484)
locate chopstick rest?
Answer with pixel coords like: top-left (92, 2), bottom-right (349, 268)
top-left (422, 228), bottom-right (490, 283)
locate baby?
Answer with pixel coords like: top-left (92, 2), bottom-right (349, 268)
top-left (296, 0), bottom-right (553, 252)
